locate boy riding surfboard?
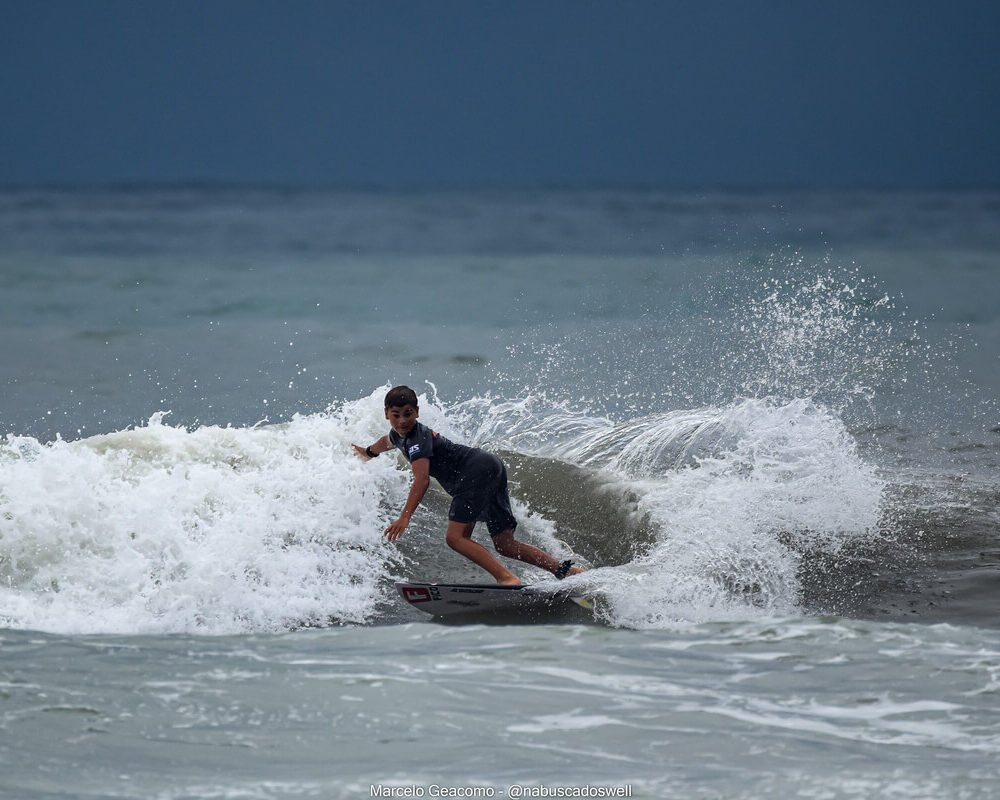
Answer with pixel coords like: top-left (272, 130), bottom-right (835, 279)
top-left (353, 385), bottom-right (584, 584)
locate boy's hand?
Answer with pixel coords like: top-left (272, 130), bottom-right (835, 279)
top-left (351, 444), bottom-right (373, 461)
top-left (384, 516), bottom-right (409, 542)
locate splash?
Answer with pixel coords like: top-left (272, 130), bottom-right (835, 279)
top-left (455, 262), bottom-right (901, 626)
top-left (491, 259), bottom-right (930, 427)
top-left (456, 395), bottom-right (885, 628)
top-left (725, 268), bottom-right (899, 408)
top-left (0, 400), bottom-right (408, 635)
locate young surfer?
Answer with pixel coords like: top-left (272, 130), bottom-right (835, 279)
top-left (353, 385), bottom-right (584, 585)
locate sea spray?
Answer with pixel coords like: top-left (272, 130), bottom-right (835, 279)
top-left (490, 259), bottom-right (949, 432)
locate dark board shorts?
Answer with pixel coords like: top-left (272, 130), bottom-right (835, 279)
top-left (447, 452), bottom-right (518, 535)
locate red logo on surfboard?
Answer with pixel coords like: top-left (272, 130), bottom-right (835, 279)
top-left (402, 587), bottom-right (433, 603)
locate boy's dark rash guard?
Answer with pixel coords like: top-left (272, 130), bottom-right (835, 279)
top-left (389, 420), bottom-right (516, 533)
top-left (388, 421), bottom-right (480, 495)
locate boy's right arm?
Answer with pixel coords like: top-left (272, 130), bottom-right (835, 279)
top-left (352, 435), bottom-right (392, 461)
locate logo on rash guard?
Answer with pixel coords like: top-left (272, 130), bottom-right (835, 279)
top-left (408, 444), bottom-right (421, 456)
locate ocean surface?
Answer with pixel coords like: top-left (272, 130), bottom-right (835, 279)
top-left (1, 188), bottom-right (998, 798)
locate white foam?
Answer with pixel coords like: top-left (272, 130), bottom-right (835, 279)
top-left (0, 395), bottom-right (408, 634)
top-left (460, 395), bottom-right (885, 628)
top-left (507, 712), bottom-right (623, 733)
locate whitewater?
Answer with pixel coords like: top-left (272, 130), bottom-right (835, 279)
top-left (1, 389), bottom-right (885, 634)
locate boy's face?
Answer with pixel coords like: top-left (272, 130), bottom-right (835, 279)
top-left (385, 404), bottom-right (419, 438)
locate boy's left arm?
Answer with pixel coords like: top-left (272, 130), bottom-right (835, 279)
top-left (384, 457), bottom-right (430, 542)
top-left (352, 435), bottom-right (392, 461)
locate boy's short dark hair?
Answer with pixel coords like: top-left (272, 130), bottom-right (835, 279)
top-left (385, 385), bottom-right (418, 409)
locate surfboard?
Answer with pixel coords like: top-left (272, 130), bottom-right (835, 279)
top-left (395, 580), bottom-right (593, 617)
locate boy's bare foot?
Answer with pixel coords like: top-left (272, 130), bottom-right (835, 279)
top-left (567, 566), bottom-right (585, 576)
top-left (497, 576), bottom-right (522, 586)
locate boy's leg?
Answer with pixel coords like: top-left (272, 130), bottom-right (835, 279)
top-left (492, 530), bottom-right (585, 576)
top-left (445, 521), bottom-right (521, 585)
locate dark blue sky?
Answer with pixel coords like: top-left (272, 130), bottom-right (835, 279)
top-left (2, 0), bottom-right (998, 188)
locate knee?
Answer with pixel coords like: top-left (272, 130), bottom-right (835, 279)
top-left (492, 532), bottom-right (519, 557)
top-left (445, 522), bottom-right (474, 550)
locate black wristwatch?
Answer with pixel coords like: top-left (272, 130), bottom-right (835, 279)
top-left (365, 445), bottom-right (379, 458)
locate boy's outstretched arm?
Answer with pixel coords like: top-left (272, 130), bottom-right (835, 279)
top-left (384, 457), bottom-right (430, 541)
top-left (351, 435), bottom-right (392, 461)
top-left (351, 438), bottom-right (430, 541)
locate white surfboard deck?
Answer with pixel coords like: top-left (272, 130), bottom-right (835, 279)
top-left (395, 580), bottom-right (593, 616)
